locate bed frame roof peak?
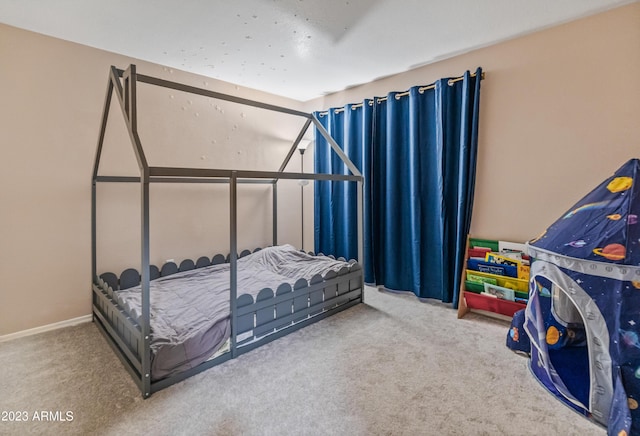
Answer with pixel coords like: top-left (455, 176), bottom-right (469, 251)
top-left (92, 64), bottom-right (362, 183)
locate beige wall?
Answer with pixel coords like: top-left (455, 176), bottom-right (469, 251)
top-left (305, 3), bottom-right (640, 244)
top-left (0, 24), bottom-right (310, 335)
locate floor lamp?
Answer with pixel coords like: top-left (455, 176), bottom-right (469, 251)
top-left (298, 140), bottom-right (311, 250)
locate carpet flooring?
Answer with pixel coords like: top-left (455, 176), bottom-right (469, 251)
top-left (0, 286), bottom-right (604, 435)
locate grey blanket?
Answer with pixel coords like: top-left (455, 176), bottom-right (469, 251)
top-left (115, 245), bottom-right (351, 380)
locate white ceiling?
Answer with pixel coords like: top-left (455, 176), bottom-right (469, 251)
top-left (0, 0), bottom-right (634, 101)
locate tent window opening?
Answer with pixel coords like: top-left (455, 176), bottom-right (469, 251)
top-left (545, 282), bottom-right (590, 409)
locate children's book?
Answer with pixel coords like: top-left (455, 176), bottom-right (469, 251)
top-left (467, 259), bottom-right (518, 278)
top-left (518, 264), bottom-right (530, 281)
top-left (468, 247), bottom-right (492, 259)
top-left (466, 271), bottom-right (498, 285)
top-left (485, 252), bottom-right (521, 267)
top-left (483, 283), bottom-right (516, 301)
top-left (469, 238), bottom-right (499, 252)
top-left (466, 270), bottom-right (528, 292)
top-left (465, 280), bottom-right (485, 293)
top-left (514, 290), bottom-right (529, 300)
top-left (498, 241), bottom-right (529, 255)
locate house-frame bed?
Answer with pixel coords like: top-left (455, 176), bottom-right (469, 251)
top-left (91, 64), bottom-right (364, 398)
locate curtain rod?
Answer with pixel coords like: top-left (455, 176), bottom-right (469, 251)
top-left (318, 70), bottom-right (484, 117)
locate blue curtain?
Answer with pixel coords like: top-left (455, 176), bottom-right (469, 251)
top-left (314, 68), bottom-right (481, 305)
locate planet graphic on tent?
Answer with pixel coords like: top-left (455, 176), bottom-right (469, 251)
top-left (546, 326), bottom-right (560, 345)
top-left (607, 177), bottom-right (633, 193)
top-left (593, 243), bottom-right (626, 261)
top-left (607, 214), bottom-right (622, 220)
top-left (621, 330), bottom-right (640, 349)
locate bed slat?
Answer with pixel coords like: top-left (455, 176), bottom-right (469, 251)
top-left (211, 254), bottom-right (226, 265)
top-left (196, 256), bottom-right (211, 268)
top-left (120, 268), bottom-right (140, 290)
top-left (254, 288), bottom-right (275, 338)
top-left (161, 262), bottom-right (178, 276)
top-left (292, 278), bottom-right (309, 323)
top-left (236, 294), bottom-right (255, 343)
top-left (323, 270), bottom-right (339, 310)
top-left (335, 266), bottom-right (351, 306)
top-left (100, 272), bottom-right (118, 290)
top-left (309, 274), bottom-right (324, 316)
top-left (179, 259), bottom-right (195, 272)
top-left (275, 283), bottom-right (293, 330)
top-left (150, 265), bottom-right (161, 280)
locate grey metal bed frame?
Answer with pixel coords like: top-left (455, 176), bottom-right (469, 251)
top-left (91, 64), bottom-right (364, 398)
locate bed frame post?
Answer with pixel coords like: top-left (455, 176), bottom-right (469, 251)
top-left (272, 182), bottom-right (278, 246)
top-left (230, 172), bottom-right (238, 357)
top-left (137, 94), bottom-right (152, 398)
top-left (124, 64), bottom-right (152, 398)
top-left (140, 174), bottom-right (151, 398)
top-left (91, 181), bottom-right (97, 283)
top-left (357, 180), bottom-right (365, 301)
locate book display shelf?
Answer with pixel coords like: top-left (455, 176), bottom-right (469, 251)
top-left (457, 237), bottom-right (530, 320)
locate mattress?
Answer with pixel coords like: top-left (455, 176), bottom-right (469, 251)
top-left (115, 244), bottom-right (351, 381)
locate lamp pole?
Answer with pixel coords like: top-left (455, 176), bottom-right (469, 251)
top-left (297, 140), bottom-right (311, 251)
top-left (300, 147), bottom-right (305, 250)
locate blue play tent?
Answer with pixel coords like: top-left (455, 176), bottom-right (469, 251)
top-left (525, 158), bottom-right (640, 435)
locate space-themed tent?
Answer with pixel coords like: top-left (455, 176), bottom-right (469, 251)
top-left (525, 158), bottom-right (640, 435)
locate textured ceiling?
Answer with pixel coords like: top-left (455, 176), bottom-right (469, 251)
top-left (0, 0), bottom-right (634, 101)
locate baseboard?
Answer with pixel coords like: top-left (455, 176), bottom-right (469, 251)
top-left (0, 315), bottom-right (92, 343)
